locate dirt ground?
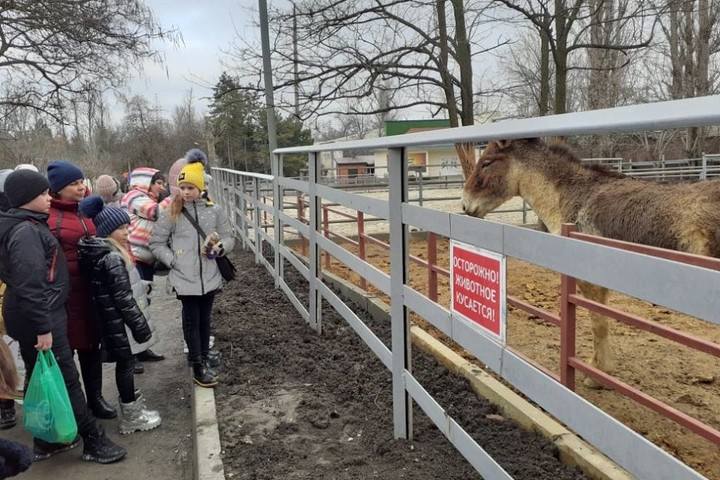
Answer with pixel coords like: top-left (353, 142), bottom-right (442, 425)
top-left (213, 249), bottom-right (588, 480)
top-left (321, 236), bottom-right (720, 480)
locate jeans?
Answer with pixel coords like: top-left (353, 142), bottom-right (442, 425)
top-left (19, 308), bottom-right (96, 437)
top-left (178, 291), bottom-right (217, 361)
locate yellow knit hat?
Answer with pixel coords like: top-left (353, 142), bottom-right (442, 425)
top-left (177, 161), bottom-right (205, 191)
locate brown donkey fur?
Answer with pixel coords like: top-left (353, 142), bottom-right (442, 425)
top-left (461, 138), bottom-right (720, 386)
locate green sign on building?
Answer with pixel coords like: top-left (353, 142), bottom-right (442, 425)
top-left (384, 119), bottom-right (451, 137)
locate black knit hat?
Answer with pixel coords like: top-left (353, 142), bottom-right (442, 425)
top-left (79, 195), bottom-right (130, 237)
top-left (4, 170), bottom-right (49, 208)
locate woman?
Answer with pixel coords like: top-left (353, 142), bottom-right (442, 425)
top-left (150, 150), bottom-right (234, 388)
top-left (47, 160), bottom-right (116, 419)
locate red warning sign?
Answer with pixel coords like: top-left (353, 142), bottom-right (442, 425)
top-left (450, 240), bottom-right (506, 344)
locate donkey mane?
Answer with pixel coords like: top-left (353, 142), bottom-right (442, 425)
top-left (546, 143), bottom-right (626, 179)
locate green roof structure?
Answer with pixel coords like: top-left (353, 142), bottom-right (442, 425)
top-left (384, 119), bottom-right (451, 137)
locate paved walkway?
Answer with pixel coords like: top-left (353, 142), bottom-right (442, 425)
top-left (5, 277), bottom-right (194, 480)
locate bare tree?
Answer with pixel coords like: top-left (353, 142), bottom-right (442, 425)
top-left (496, 0), bottom-right (656, 114)
top-left (0, 0), bottom-right (176, 123)
top-left (646, 0), bottom-right (720, 156)
top-left (119, 95), bottom-right (171, 171)
top-left (228, 0), bottom-right (509, 179)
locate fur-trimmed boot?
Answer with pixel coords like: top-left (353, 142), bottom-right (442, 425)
top-left (118, 394), bottom-right (161, 435)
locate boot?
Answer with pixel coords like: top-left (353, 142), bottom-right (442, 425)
top-left (33, 436), bottom-right (81, 462)
top-left (81, 424), bottom-right (127, 464)
top-left (119, 394), bottom-right (161, 435)
top-left (188, 350), bottom-right (221, 368)
top-left (192, 359), bottom-right (218, 388)
top-left (80, 350), bottom-right (117, 419)
top-left (88, 396), bottom-right (117, 420)
top-left (203, 350), bottom-right (222, 368)
top-left (136, 349), bottom-right (165, 362)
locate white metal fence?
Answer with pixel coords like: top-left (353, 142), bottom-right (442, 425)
top-left (211, 95), bottom-right (720, 480)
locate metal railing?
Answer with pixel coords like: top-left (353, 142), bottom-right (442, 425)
top-left (212, 95), bottom-right (720, 480)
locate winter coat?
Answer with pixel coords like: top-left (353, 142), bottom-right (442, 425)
top-left (48, 198), bottom-right (99, 350)
top-left (0, 208), bottom-right (71, 346)
top-left (120, 168), bottom-right (171, 265)
top-left (127, 260), bottom-right (158, 354)
top-left (0, 282), bottom-right (5, 335)
top-left (77, 237), bottom-right (152, 362)
top-left (150, 200), bottom-right (234, 296)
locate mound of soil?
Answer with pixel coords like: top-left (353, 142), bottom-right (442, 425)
top-left (213, 249), bottom-right (587, 479)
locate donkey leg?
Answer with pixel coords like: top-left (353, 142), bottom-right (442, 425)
top-left (577, 282), bottom-right (611, 389)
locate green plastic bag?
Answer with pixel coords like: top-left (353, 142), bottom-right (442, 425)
top-left (23, 350), bottom-right (77, 443)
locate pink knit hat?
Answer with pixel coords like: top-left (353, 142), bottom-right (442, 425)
top-left (94, 175), bottom-right (120, 204)
top-left (168, 158), bottom-right (187, 197)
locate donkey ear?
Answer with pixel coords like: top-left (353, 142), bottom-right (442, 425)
top-left (495, 139), bottom-right (513, 149)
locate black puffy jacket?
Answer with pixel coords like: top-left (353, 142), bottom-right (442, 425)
top-left (77, 236), bottom-right (151, 361)
top-left (0, 209), bottom-right (70, 345)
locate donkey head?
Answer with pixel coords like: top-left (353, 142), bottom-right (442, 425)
top-left (461, 139), bottom-right (526, 218)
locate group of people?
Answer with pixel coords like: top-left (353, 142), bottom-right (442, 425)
top-left (0, 148), bottom-right (234, 469)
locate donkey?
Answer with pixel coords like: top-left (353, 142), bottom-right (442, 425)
top-left (461, 138), bottom-right (720, 387)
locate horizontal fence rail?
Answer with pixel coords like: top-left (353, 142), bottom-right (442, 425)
top-left (213, 95), bottom-right (720, 480)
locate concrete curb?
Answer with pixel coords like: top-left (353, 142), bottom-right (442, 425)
top-left (321, 268), bottom-right (635, 480)
top-left (192, 381), bottom-right (225, 480)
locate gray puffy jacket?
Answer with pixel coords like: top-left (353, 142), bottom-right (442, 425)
top-left (128, 265), bottom-right (158, 354)
top-left (150, 200), bottom-right (234, 296)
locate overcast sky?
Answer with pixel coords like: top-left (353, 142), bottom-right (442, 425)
top-left (120, 0), bottom-right (261, 121)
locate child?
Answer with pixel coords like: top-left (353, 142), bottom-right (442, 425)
top-left (77, 195), bottom-right (162, 434)
top-left (0, 169), bottom-right (126, 463)
top-left (150, 149), bottom-right (234, 388)
top-left (0, 168), bottom-right (19, 430)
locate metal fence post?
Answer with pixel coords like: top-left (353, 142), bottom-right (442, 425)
top-left (298, 192), bottom-right (307, 257)
top-left (238, 175), bottom-right (247, 249)
top-left (358, 211), bottom-right (367, 291)
top-left (417, 169), bottom-right (424, 207)
top-left (308, 152), bottom-right (322, 333)
top-left (560, 223), bottom-right (578, 390)
top-left (323, 205), bottom-right (330, 269)
top-left (701, 153), bottom-right (708, 180)
top-left (253, 177), bottom-right (262, 264)
top-left (428, 232), bottom-right (437, 302)
top-left (388, 146), bottom-right (412, 440)
top-left (273, 152), bottom-right (282, 287)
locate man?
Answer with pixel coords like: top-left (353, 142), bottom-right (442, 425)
top-left (0, 169), bottom-right (126, 464)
